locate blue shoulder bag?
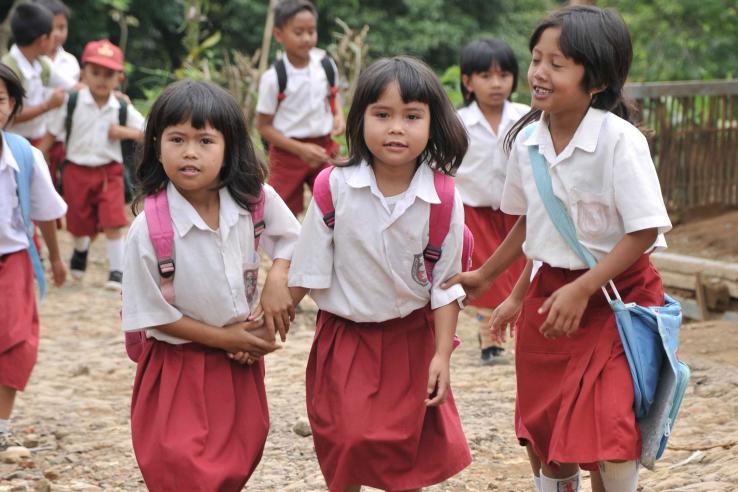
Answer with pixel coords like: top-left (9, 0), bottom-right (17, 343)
top-left (523, 123), bottom-right (690, 469)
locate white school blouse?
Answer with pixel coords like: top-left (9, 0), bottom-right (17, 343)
top-left (0, 133), bottom-right (67, 255)
top-left (46, 47), bottom-right (80, 143)
top-left (501, 107), bottom-right (672, 270)
top-left (47, 88), bottom-right (146, 166)
top-left (455, 100), bottom-right (529, 208)
top-left (256, 48), bottom-right (337, 139)
top-left (287, 162), bottom-right (466, 323)
top-left (121, 183), bottom-right (300, 345)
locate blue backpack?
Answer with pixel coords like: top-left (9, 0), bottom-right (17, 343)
top-left (524, 122), bottom-right (690, 469)
top-left (5, 131), bottom-right (46, 297)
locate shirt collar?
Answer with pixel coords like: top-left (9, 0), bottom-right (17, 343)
top-left (523, 107), bottom-right (607, 163)
top-left (459, 100), bottom-right (516, 137)
top-left (80, 87), bottom-right (120, 109)
top-left (346, 161), bottom-right (440, 205)
top-left (0, 132), bottom-right (20, 173)
top-left (166, 183), bottom-right (245, 238)
top-left (10, 45), bottom-right (38, 79)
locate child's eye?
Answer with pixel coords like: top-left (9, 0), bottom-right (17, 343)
top-left (407, 114), bottom-right (421, 121)
top-left (169, 136), bottom-right (183, 143)
top-left (374, 112), bottom-right (389, 119)
top-left (201, 138), bottom-right (214, 144)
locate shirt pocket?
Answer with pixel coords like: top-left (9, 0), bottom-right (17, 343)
top-left (571, 188), bottom-right (612, 240)
top-left (242, 251), bottom-right (260, 311)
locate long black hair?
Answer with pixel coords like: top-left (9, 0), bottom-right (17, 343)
top-left (460, 38), bottom-right (519, 105)
top-left (504, 5), bottom-right (637, 153)
top-left (132, 80), bottom-right (266, 213)
top-left (0, 63), bottom-right (25, 127)
top-left (344, 56), bottom-right (468, 175)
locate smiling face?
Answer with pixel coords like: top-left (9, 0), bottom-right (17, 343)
top-left (50, 14), bottom-right (68, 53)
top-left (159, 121), bottom-right (225, 198)
top-left (528, 27), bottom-right (590, 118)
top-left (0, 79), bottom-right (16, 129)
top-left (362, 81), bottom-right (431, 172)
top-left (463, 65), bottom-right (514, 111)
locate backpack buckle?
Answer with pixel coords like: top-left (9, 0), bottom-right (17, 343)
top-left (158, 258), bottom-right (175, 278)
top-left (423, 245), bottom-right (442, 262)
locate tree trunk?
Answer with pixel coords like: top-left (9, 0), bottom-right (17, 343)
top-left (258, 0), bottom-right (279, 75)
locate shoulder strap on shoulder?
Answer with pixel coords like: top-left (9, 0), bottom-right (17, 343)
top-left (144, 189), bottom-right (176, 304)
top-left (251, 188), bottom-right (266, 250)
top-left (312, 166), bottom-right (336, 229)
top-left (5, 131), bottom-right (46, 297)
top-left (64, 91), bottom-right (78, 146)
top-left (1, 54), bottom-right (22, 83)
top-left (38, 56), bottom-right (51, 86)
top-left (423, 171), bottom-right (455, 283)
top-left (274, 58), bottom-right (288, 107)
top-left (117, 97), bottom-right (128, 126)
top-left (320, 55), bottom-right (338, 115)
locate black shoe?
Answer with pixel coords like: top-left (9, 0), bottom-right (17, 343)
top-left (70, 249), bottom-right (88, 279)
top-left (105, 270), bottom-right (123, 291)
top-left (481, 345), bottom-right (506, 365)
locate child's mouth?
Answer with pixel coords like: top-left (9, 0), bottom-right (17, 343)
top-left (533, 86), bottom-right (553, 97)
top-left (179, 166), bottom-right (200, 176)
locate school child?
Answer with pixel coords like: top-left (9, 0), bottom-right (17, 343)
top-left (289, 56), bottom-right (472, 492)
top-left (3, 1), bottom-right (76, 147)
top-left (44, 39), bottom-right (144, 290)
top-left (0, 64), bottom-right (67, 459)
top-left (121, 80), bottom-right (300, 491)
top-left (443, 6), bottom-right (672, 492)
top-left (255, 0), bottom-right (345, 216)
top-left (456, 38), bottom-right (529, 365)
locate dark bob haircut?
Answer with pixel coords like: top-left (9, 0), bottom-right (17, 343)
top-left (0, 64), bottom-right (26, 126)
top-left (505, 5), bottom-right (637, 153)
top-left (11, 2), bottom-right (53, 46)
top-left (132, 80), bottom-right (266, 214)
top-left (460, 38), bottom-right (519, 105)
top-left (345, 56), bottom-right (469, 175)
top-left (273, 0), bottom-right (317, 28)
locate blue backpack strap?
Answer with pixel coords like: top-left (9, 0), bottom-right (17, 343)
top-left (5, 131), bottom-right (46, 298)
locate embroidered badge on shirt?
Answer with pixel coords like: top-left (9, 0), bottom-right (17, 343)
top-left (411, 253), bottom-right (430, 287)
top-left (244, 268), bottom-right (259, 308)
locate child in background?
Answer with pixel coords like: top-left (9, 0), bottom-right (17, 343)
top-left (456, 38), bottom-right (529, 364)
top-left (3, 1), bottom-right (76, 147)
top-left (289, 56), bottom-right (471, 492)
top-left (122, 80), bottom-right (300, 491)
top-left (443, 6), bottom-right (672, 492)
top-left (0, 64), bottom-right (66, 459)
top-left (44, 39), bottom-right (144, 290)
top-left (256, 0), bottom-right (345, 216)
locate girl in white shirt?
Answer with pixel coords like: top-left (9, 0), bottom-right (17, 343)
top-left (445, 6), bottom-right (671, 492)
top-left (121, 80), bottom-right (300, 491)
top-left (456, 38), bottom-right (529, 364)
top-left (289, 57), bottom-right (471, 492)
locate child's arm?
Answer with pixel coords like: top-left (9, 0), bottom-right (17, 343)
top-left (259, 258), bottom-right (295, 342)
top-left (13, 88), bottom-right (65, 123)
top-left (289, 286), bottom-right (309, 307)
top-left (331, 96), bottom-right (345, 137)
top-left (426, 301), bottom-right (459, 407)
top-left (490, 260), bottom-right (533, 344)
top-left (108, 125), bottom-right (144, 142)
top-left (255, 113), bottom-right (329, 167)
top-left (36, 220), bottom-right (66, 287)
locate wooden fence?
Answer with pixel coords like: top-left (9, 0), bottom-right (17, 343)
top-left (625, 80), bottom-right (738, 212)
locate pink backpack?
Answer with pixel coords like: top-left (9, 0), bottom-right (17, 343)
top-left (124, 187), bottom-right (267, 362)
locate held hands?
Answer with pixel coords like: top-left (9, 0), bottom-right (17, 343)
top-left (490, 295), bottom-right (523, 344)
top-left (440, 269), bottom-right (494, 303)
top-left (538, 281), bottom-right (590, 339)
top-left (108, 123), bottom-right (126, 141)
top-left (425, 353), bottom-right (451, 407)
top-left (260, 262), bottom-right (296, 343)
top-left (223, 316), bottom-right (281, 365)
top-left (299, 142), bottom-right (329, 168)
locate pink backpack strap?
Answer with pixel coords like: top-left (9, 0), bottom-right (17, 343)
top-left (144, 189), bottom-right (176, 304)
top-left (312, 166), bottom-right (336, 229)
top-left (251, 188), bottom-right (266, 250)
top-left (423, 171), bottom-right (455, 284)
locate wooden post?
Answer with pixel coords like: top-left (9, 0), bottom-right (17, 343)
top-left (258, 0), bottom-right (279, 75)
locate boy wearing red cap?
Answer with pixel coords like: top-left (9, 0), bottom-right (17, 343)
top-left (45, 39), bottom-right (145, 290)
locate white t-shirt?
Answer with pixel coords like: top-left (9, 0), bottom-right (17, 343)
top-left (47, 88), bottom-right (145, 166)
top-left (0, 133), bottom-right (67, 255)
top-left (121, 183), bottom-right (301, 345)
top-left (47, 47), bottom-right (81, 143)
top-left (455, 100), bottom-right (529, 208)
top-left (501, 108), bottom-right (672, 270)
top-left (288, 162), bottom-right (466, 323)
top-left (256, 48), bottom-right (336, 138)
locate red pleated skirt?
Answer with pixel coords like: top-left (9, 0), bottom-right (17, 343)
top-left (463, 205), bottom-right (526, 308)
top-left (130, 340), bottom-right (269, 491)
top-left (306, 306), bottom-right (472, 492)
top-left (515, 255), bottom-right (663, 470)
top-left (0, 250), bottom-right (39, 391)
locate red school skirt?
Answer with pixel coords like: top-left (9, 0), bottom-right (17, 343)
top-left (306, 306), bottom-right (472, 492)
top-left (463, 205), bottom-right (526, 309)
top-left (130, 340), bottom-right (269, 492)
top-left (515, 255), bottom-right (663, 470)
top-left (0, 250), bottom-right (39, 391)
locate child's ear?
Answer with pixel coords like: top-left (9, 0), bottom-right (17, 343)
top-left (273, 27), bottom-right (284, 44)
top-left (590, 84), bottom-right (607, 97)
top-left (461, 74), bottom-right (473, 94)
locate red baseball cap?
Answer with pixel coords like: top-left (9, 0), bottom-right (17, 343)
top-left (81, 39), bottom-right (124, 71)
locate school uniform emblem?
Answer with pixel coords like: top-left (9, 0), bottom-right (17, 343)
top-left (244, 269), bottom-right (259, 307)
top-left (411, 253), bottom-right (429, 287)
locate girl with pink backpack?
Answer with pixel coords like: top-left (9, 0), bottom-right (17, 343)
top-left (288, 57), bottom-right (472, 492)
top-left (120, 80), bottom-right (300, 491)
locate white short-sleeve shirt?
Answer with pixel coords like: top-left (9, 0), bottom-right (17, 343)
top-left (288, 162), bottom-right (466, 323)
top-left (47, 88), bottom-right (145, 166)
top-left (6, 45), bottom-right (76, 139)
top-left (256, 48), bottom-right (336, 138)
top-left (500, 108), bottom-right (672, 270)
top-left (121, 183), bottom-right (300, 345)
top-left (0, 133), bottom-right (67, 255)
top-left (455, 100), bottom-right (529, 208)
top-left (46, 47), bottom-right (81, 143)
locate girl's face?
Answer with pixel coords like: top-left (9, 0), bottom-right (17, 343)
top-left (50, 14), bottom-right (68, 52)
top-left (528, 27), bottom-right (590, 116)
top-left (463, 65), bottom-right (514, 110)
top-left (0, 79), bottom-right (16, 129)
top-left (159, 121), bottom-right (225, 197)
top-left (363, 81), bottom-right (430, 171)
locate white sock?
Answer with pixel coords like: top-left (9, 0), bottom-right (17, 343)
top-left (74, 236), bottom-right (90, 252)
top-left (540, 470), bottom-right (580, 492)
top-left (533, 474), bottom-right (542, 492)
top-left (0, 419), bottom-right (10, 434)
top-left (106, 238), bottom-right (124, 272)
top-left (599, 460), bottom-right (638, 492)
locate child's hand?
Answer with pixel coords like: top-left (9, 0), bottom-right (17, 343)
top-left (260, 261), bottom-right (295, 342)
top-left (299, 143), bottom-right (329, 168)
top-left (46, 88), bottom-right (65, 111)
top-left (490, 295), bottom-right (522, 344)
top-left (49, 257), bottom-right (67, 287)
top-left (220, 319), bottom-right (281, 356)
top-left (538, 281), bottom-right (590, 339)
top-left (108, 123), bottom-right (125, 141)
top-left (331, 113), bottom-right (345, 136)
top-left (440, 269), bottom-right (494, 303)
top-left (425, 353), bottom-right (451, 407)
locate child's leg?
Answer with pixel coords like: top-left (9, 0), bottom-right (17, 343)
top-left (525, 443), bottom-right (542, 491)
top-left (70, 235), bottom-right (91, 279)
top-left (539, 461), bottom-right (580, 492)
top-left (343, 486), bottom-right (361, 492)
top-left (103, 227), bottom-right (124, 290)
top-left (597, 461), bottom-right (638, 492)
top-left (0, 385), bottom-right (16, 420)
top-left (590, 468), bottom-right (605, 492)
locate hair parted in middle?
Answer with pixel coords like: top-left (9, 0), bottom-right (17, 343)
top-left (344, 56), bottom-right (469, 176)
top-left (459, 38), bottom-right (519, 105)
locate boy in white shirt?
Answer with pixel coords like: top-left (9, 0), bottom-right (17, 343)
top-left (255, 0), bottom-right (345, 215)
top-left (45, 39), bottom-right (144, 290)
